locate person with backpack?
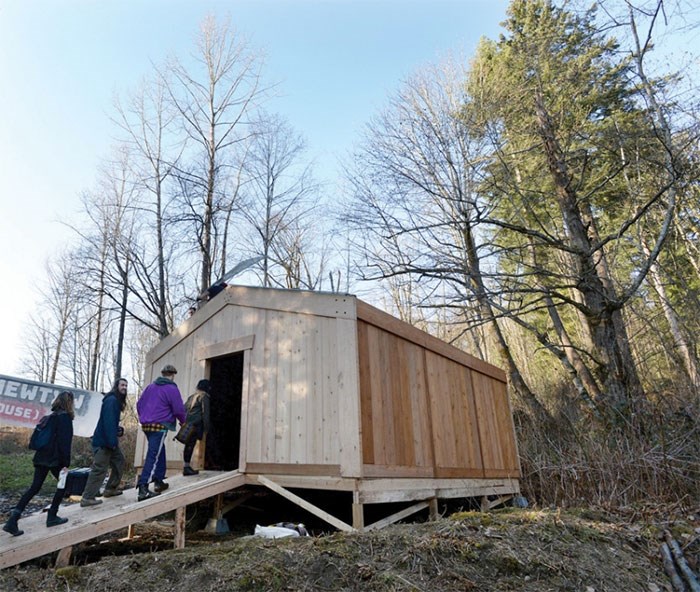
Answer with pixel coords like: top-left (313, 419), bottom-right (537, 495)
top-left (3, 391), bottom-right (75, 537)
top-left (80, 378), bottom-right (128, 507)
top-left (178, 379), bottom-right (211, 476)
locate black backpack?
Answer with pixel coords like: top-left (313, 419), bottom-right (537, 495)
top-left (28, 414), bottom-right (56, 451)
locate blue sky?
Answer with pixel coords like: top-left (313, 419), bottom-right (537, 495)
top-left (0, 0), bottom-right (510, 376)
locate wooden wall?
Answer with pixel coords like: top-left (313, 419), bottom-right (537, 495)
top-left (137, 287), bottom-right (519, 484)
top-left (138, 287), bottom-right (362, 477)
top-left (356, 301), bottom-right (520, 480)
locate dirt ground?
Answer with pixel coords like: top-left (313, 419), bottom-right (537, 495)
top-left (1, 506), bottom-right (699, 592)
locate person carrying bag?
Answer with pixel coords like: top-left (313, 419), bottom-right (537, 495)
top-left (3, 391), bottom-right (75, 537)
top-left (177, 379), bottom-right (211, 476)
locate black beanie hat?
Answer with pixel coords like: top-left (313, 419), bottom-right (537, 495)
top-left (196, 379), bottom-right (211, 393)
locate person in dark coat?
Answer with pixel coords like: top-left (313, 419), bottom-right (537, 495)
top-left (3, 391), bottom-right (75, 537)
top-left (80, 378), bottom-right (128, 507)
top-left (181, 379), bottom-right (211, 476)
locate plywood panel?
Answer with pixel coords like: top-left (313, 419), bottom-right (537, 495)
top-left (337, 316), bottom-right (362, 477)
top-left (357, 321), bottom-right (375, 465)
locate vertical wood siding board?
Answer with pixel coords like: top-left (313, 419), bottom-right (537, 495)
top-left (411, 345), bottom-right (433, 467)
top-left (387, 335), bottom-right (401, 465)
top-left (426, 351), bottom-right (448, 468)
top-left (357, 321), bottom-right (375, 465)
top-left (305, 318), bottom-right (319, 463)
top-left (420, 348), bottom-right (438, 477)
top-left (368, 325), bottom-right (386, 465)
top-left (276, 312), bottom-right (293, 463)
top-left (398, 340), bottom-right (417, 468)
top-left (288, 314), bottom-right (305, 464)
top-left (248, 311), bottom-right (265, 462)
top-left (262, 309), bottom-right (278, 462)
top-left (405, 345), bottom-right (422, 465)
top-left (493, 378), bottom-right (517, 470)
top-left (338, 316), bottom-right (362, 476)
top-left (496, 379), bottom-right (521, 472)
top-left (321, 316), bottom-right (336, 464)
top-left (472, 372), bottom-right (498, 472)
top-left (486, 377), bottom-right (505, 470)
top-left (322, 317), bottom-right (334, 464)
top-left (380, 329), bottom-right (396, 465)
top-left (462, 366), bottom-right (485, 474)
top-left (238, 350), bottom-right (251, 471)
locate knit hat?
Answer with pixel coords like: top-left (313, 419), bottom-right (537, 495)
top-left (196, 379), bottom-right (211, 393)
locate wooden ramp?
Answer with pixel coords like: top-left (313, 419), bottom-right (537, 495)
top-left (0, 470), bottom-right (245, 570)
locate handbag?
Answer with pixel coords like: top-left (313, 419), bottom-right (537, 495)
top-left (174, 422), bottom-right (197, 444)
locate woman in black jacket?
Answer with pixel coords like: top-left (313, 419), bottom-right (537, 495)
top-left (3, 391), bottom-right (75, 537)
top-left (181, 379), bottom-right (211, 476)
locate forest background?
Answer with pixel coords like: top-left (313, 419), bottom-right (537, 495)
top-left (3, 0), bottom-right (699, 510)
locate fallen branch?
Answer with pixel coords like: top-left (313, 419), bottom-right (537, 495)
top-left (665, 530), bottom-right (700, 592)
top-left (661, 542), bottom-right (687, 592)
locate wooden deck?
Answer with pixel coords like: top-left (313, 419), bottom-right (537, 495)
top-left (0, 470), bottom-right (245, 570)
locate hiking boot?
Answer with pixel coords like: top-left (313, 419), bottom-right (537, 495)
top-left (80, 497), bottom-right (103, 508)
top-left (137, 484), bottom-right (159, 501)
top-left (3, 509), bottom-right (23, 537)
top-left (102, 489), bottom-right (123, 497)
top-left (46, 515), bottom-right (68, 527)
top-left (153, 480), bottom-right (169, 493)
top-left (183, 466), bottom-right (199, 476)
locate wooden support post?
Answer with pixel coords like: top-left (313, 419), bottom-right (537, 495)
top-left (480, 496), bottom-right (489, 512)
top-left (428, 497), bottom-right (438, 521)
top-left (352, 491), bottom-right (364, 530)
top-left (174, 506), bottom-right (186, 549)
top-left (205, 493), bottom-right (229, 534)
top-left (54, 546), bottom-right (72, 568)
top-left (126, 524), bottom-right (135, 539)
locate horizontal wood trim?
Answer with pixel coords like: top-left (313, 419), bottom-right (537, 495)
top-left (358, 489), bottom-right (438, 504)
top-left (362, 464), bottom-right (435, 479)
top-left (483, 468), bottom-right (522, 479)
top-left (245, 463), bottom-right (342, 477)
top-left (434, 467), bottom-right (486, 479)
top-left (357, 300), bottom-right (506, 382)
top-left (146, 293), bottom-right (231, 365)
top-left (197, 334), bottom-right (255, 360)
top-left (225, 286), bottom-right (357, 320)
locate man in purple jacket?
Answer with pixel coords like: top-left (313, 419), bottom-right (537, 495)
top-left (136, 364), bottom-right (186, 501)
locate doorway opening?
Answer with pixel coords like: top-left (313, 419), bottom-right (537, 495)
top-left (205, 351), bottom-right (244, 471)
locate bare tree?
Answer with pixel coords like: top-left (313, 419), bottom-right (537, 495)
top-left (241, 112), bottom-right (321, 288)
top-left (344, 59), bottom-right (553, 422)
top-left (163, 15), bottom-right (268, 292)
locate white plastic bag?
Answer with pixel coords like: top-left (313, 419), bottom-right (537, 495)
top-left (253, 524), bottom-right (300, 539)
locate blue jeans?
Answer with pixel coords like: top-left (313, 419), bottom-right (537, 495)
top-left (138, 431), bottom-right (168, 486)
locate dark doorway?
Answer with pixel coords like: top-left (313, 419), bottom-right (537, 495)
top-left (206, 352), bottom-right (244, 471)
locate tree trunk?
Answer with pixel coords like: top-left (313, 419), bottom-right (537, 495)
top-left (534, 90), bottom-right (644, 418)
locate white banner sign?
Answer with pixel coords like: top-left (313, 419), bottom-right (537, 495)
top-left (0, 374), bottom-right (102, 438)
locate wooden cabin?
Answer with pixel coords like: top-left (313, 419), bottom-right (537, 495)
top-left (136, 285), bottom-right (521, 529)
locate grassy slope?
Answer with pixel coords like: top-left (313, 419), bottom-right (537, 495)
top-left (1, 509), bottom-right (698, 591)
